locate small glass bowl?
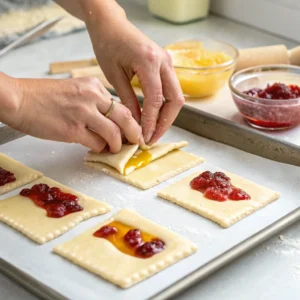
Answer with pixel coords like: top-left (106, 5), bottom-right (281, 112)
top-left (229, 65), bottom-right (300, 130)
top-left (167, 39), bottom-right (238, 98)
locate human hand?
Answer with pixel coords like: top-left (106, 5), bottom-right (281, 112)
top-left (1, 75), bottom-right (141, 153)
top-left (85, 13), bottom-right (185, 144)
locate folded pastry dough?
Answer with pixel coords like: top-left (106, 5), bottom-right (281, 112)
top-left (85, 141), bottom-right (188, 175)
top-left (84, 142), bottom-right (205, 189)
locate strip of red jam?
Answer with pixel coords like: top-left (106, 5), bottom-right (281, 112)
top-left (20, 184), bottom-right (83, 218)
top-left (0, 167), bottom-right (16, 186)
top-left (190, 171), bottom-right (250, 202)
top-left (243, 83), bottom-right (300, 100)
top-left (93, 221), bottom-right (165, 259)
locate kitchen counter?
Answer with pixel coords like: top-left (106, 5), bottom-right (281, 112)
top-left (0, 1), bottom-right (299, 299)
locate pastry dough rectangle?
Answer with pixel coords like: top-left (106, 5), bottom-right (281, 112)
top-left (158, 171), bottom-right (280, 228)
top-left (85, 150), bottom-right (204, 189)
top-left (0, 153), bottom-right (43, 195)
top-left (0, 177), bottom-right (111, 244)
top-left (53, 209), bottom-right (197, 288)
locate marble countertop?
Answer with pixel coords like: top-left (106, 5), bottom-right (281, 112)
top-left (0, 1), bottom-right (299, 299)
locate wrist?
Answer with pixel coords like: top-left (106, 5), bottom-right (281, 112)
top-left (79, 0), bottom-right (126, 28)
top-left (0, 73), bottom-right (22, 126)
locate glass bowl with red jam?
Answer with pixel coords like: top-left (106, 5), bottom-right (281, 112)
top-left (229, 65), bottom-right (300, 130)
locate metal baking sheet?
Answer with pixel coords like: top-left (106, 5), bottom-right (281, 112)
top-left (0, 126), bottom-right (299, 300)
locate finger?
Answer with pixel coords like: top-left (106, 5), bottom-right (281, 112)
top-left (76, 128), bottom-right (107, 152)
top-left (138, 68), bottom-right (163, 143)
top-left (88, 112), bottom-right (122, 153)
top-left (97, 98), bottom-right (142, 145)
top-left (149, 65), bottom-right (184, 144)
top-left (111, 70), bottom-right (141, 124)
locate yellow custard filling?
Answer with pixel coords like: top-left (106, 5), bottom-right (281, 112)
top-left (132, 40), bottom-right (234, 98)
top-left (124, 150), bottom-right (152, 173)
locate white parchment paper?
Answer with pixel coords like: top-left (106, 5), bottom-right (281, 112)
top-left (0, 126), bottom-right (299, 300)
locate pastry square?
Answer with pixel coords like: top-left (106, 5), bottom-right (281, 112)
top-left (0, 177), bottom-right (111, 244)
top-left (158, 170), bottom-right (280, 228)
top-left (86, 150), bottom-right (204, 190)
top-left (0, 153), bottom-right (43, 195)
top-left (53, 209), bottom-right (197, 288)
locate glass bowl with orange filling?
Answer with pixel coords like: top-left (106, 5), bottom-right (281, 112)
top-left (131, 39), bottom-right (238, 98)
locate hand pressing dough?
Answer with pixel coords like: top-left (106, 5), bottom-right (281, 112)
top-left (158, 170), bottom-right (280, 228)
top-left (85, 141), bottom-right (188, 175)
top-left (86, 150), bottom-right (204, 190)
top-left (53, 209), bottom-right (197, 288)
top-left (0, 153), bottom-right (43, 195)
top-left (0, 177), bottom-right (111, 244)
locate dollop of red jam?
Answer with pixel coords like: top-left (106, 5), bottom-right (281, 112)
top-left (0, 167), bottom-right (16, 186)
top-left (20, 183), bottom-right (83, 218)
top-left (244, 83), bottom-right (300, 100)
top-left (124, 229), bottom-right (143, 247)
top-left (94, 225), bottom-right (118, 238)
top-left (190, 171), bottom-right (250, 201)
top-left (94, 221), bottom-right (165, 259)
top-left (136, 239), bottom-right (166, 258)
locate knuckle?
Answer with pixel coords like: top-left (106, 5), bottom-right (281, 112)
top-left (78, 77), bottom-right (101, 98)
top-left (175, 93), bottom-right (185, 107)
top-left (120, 106), bottom-right (133, 123)
top-left (145, 45), bottom-right (159, 64)
top-left (149, 92), bottom-right (163, 109)
top-left (141, 112), bottom-right (156, 130)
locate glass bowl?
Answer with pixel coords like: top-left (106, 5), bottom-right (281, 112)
top-left (229, 65), bottom-right (300, 130)
top-left (166, 39), bottom-right (238, 98)
top-left (131, 39), bottom-right (238, 98)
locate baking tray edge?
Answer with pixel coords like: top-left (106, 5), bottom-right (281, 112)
top-left (151, 207), bottom-right (300, 300)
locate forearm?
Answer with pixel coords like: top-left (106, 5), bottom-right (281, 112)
top-left (0, 73), bottom-right (21, 126)
top-left (55, 0), bottom-right (126, 23)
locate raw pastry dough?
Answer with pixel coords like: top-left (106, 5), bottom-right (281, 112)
top-left (158, 170), bottom-right (280, 228)
top-left (0, 153), bottom-right (43, 195)
top-left (53, 209), bottom-right (197, 288)
top-left (86, 150), bottom-right (204, 190)
top-left (0, 177), bottom-right (111, 244)
top-left (85, 141), bottom-right (188, 175)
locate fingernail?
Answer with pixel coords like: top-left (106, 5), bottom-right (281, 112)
top-left (139, 135), bottom-right (145, 146)
top-left (144, 131), bottom-right (153, 144)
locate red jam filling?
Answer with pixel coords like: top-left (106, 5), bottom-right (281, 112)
top-left (0, 167), bottom-right (16, 186)
top-left (20, 184), bottom-right (83, 218)
top-left (190, 171), bottom-right (250, 202)
top-left (244, 83), bottom-right (300, 100)
top-left (93, 221), bottom-right (165, 259)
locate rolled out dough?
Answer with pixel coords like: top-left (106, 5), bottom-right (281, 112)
top-left (0, 177), bottom-right (111, 244)
top-left (0, 153), bottom-right (43, 195)
top-left (158, 170), bottom-right (280, 228)
top-left (53, 209), bottom-right (197, 288)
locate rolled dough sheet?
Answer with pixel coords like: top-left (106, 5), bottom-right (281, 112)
top-left (85, 150), bottom-right (204, 190)
top-left (0, 153), bottom-right (43, 195)
top-left (0, 177), bottom-right (111, 244)
top-left (85, 141), bottom-right (189, 175)
top-left (53, 209), bottom-right (197, 288)
top-left (158, 170), bottom-right (280, 228)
